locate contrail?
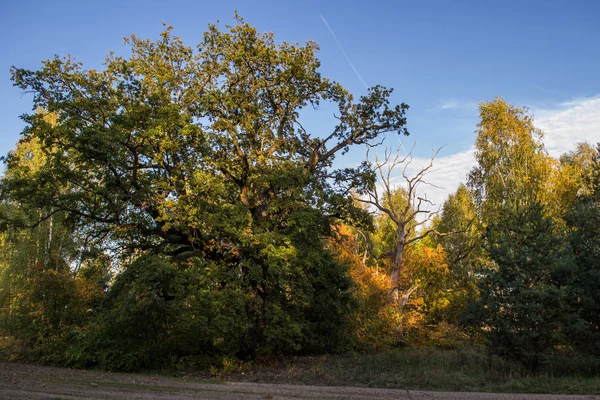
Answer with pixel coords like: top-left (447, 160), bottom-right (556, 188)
top-left (320, 14), bottom-right (368, 90)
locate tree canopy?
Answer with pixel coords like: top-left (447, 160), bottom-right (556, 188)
top-left (5, 17), bottom-right (409, 259)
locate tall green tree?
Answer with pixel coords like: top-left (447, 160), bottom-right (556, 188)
top-left (564, 143), bottom-right (600, 355)
top-left (2, 16), bottom-right (410, 365)
top-left (471, 202), bottom-right (572, 372)
top-left (464, 98), bottom-right (574, 371)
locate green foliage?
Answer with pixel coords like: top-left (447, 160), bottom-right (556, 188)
top-left (458, 100), bottom-right (600, 372)
top-left (563, 143), bottom-right (600, 355)
top-left (468, 202), bottom-right (572, 372)
top-left (432, 184), bottom-right (484, 321)
top-left (5, 17), bottom-right (408, 259)
top-left (65, 246), bottom-right (352, 371)
top-left (67, 256), bottom-right (196, 371)
top-left (0, 213), bottom-right (107, 364)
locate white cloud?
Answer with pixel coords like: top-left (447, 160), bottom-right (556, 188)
top-left (438, 99), bottom-right (477, 111)
top-left (372, 147), bottom-right (476, 218)
top-left (534, 95), bottom-right (600, 158)
top-left (373, 94), bottom-right (600, 219)
top-left (397, 148), bottom-right (475, 212)
top-left (439, 100), bottom-right (460, 110)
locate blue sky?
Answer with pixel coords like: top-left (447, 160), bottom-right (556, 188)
top-left (2, 0), bottom-right (599, 204)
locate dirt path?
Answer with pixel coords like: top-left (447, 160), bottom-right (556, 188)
top-left (0, 361), bottom-right (597, 400)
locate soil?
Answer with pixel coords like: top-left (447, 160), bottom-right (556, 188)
top-left (0, 361), bottom-right (597, 400)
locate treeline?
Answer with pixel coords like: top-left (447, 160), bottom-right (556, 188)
top-left (0, 17), bottom-right (598, 373)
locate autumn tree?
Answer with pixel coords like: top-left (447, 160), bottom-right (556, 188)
top-left (328, 224), bottom-right (401, 350)
top-left (432, 184), bottom-right (483, 317)
top-left (560, 142), bottom-right (598, 195)
top-left (548, 142), bottom-right (600, 219)
top-left (468, 97), bottom-right (552, 224)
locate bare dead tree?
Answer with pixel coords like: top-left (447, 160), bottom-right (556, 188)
top-left (358, 142), bottom-right (443, 306)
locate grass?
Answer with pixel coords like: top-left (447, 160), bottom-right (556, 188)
top-left (177, 346), bottom-right (600, 395)
top-left (5, 346), bottom-right (600, 395)
top-left (8, 344), bottom-right (599, 395)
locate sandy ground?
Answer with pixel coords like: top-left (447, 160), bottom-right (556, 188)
top-left (0, 361), bottom-right (598, 400)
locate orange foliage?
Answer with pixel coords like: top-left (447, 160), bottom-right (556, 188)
top-left (330, 225), bottom-right (402, 350)
top-left (330, 225), bottom-right (468, 348)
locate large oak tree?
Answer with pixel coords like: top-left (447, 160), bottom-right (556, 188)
top-left (2, 15), bottom-right (410, 362)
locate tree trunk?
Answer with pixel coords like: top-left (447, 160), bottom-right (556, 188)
top-left (44, 213), bottom-right (53, 270)
top-left (389, 225), bottom-right (406, 303)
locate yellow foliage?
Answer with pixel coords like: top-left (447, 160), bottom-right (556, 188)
top-left (330, 224), bottom-right (402, 350)
top-left (330, 225), bottom-right (471, 348)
